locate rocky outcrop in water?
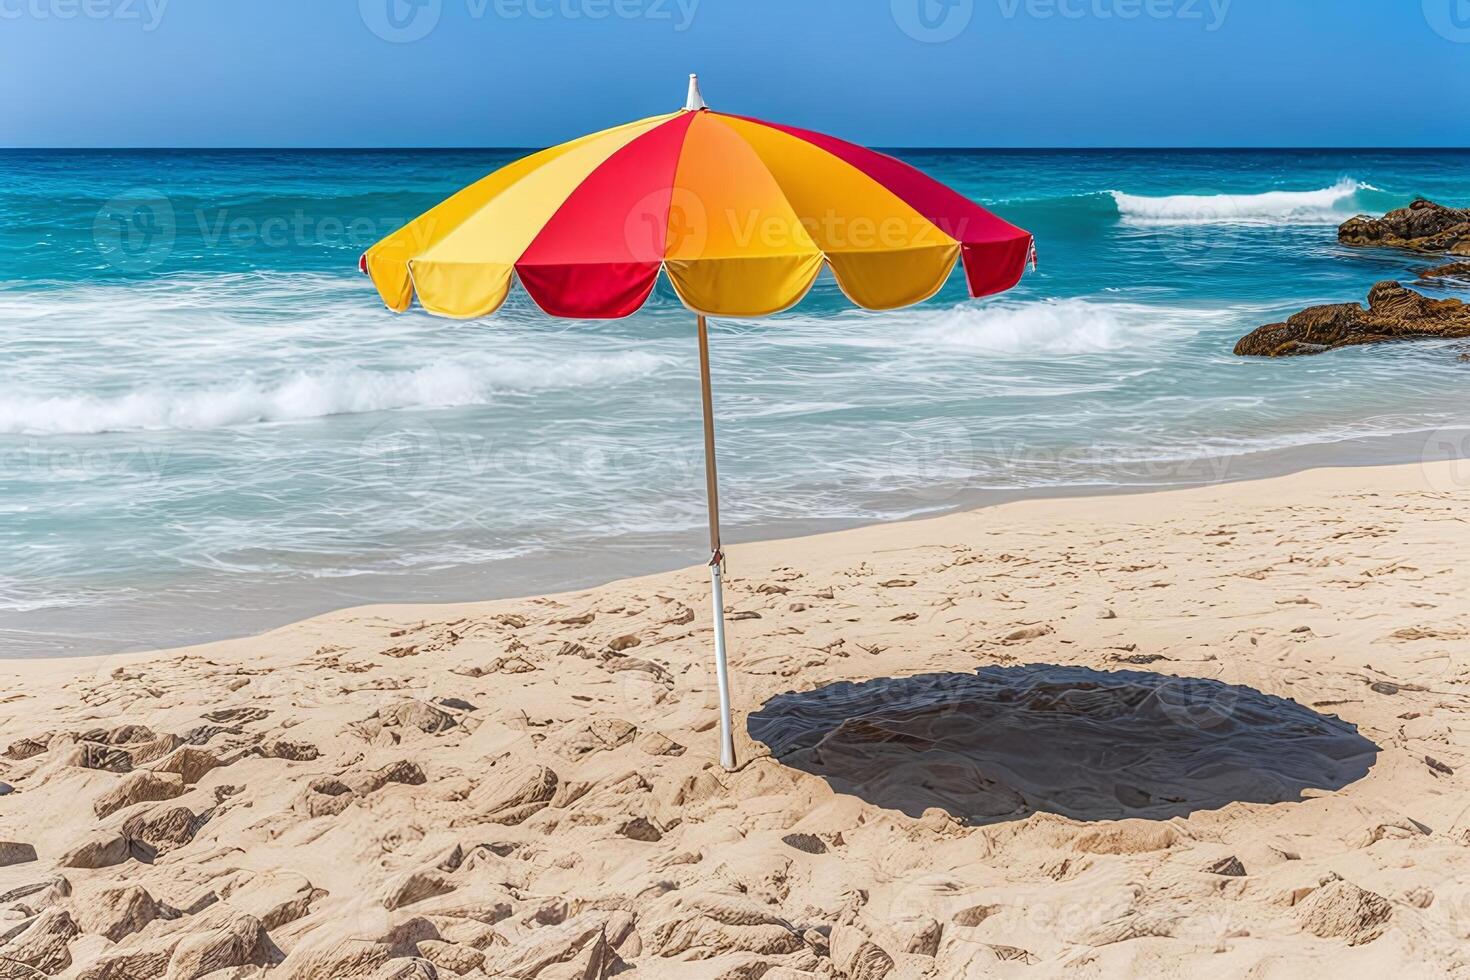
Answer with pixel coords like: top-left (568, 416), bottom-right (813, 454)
top-left (1418, 261), bottom-right (1470, 286)
top-left (1339, 199), bottom-right (1470, 256)
top-left (1234, 281), bottom-right (1470, 357)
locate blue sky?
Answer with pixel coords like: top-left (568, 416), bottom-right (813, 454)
top-left (3, 0), bottom-right (1467, 147)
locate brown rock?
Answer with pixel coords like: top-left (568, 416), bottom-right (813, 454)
top-left (79, 724), bottom-right (156, 745)
top-left (298, 777), bottom-right (357, 818)
top-left (1082, 912), bottom-right (1179, 946)
top-left (370, 959), bottom-right (440, 980)
top-left (0, 908), bottom-right (79, 975)
top-left (829, 924), bottom-right (895, 980)
top-left (1206, 856), bottom-right (1247, 877)
top-left (617, 817), bottom-right (663, 842)
top-left (1417, 261), bottom-right (1470, 285)
top-left (122, 805), bottom-right (208, 856)
top-left (127, 733), bottom-right (184, 766)
top-left (58, 832), bottom-right (132, 869)
top-left (0, 841), bottom-right (37, 867)
top-left (278, 942), bottom-right (394, 980)
top-left (482, 766), bottom-right (559, 825)
top-left (93, 770), bottom-right (185, 818)
top-left (262, 738), bottom-right (321, 761)
top-left (1296, 876), bottom-right (1392, 946)
top-left (417, 939), bottom-right (485, 975)
top-left (382, 868), bottom-right (457, 911)
top-left (637, 732), bottom-right (686, 757)
top-left (73, 937), bottom-right (181, 980)
top-left (1074, 822), bottom-right (1179, 855)
top-left (349, 759), bottom-right (428, 795)
top-left (277, 918), bottom-right (436, 980)
top-left (221, 871), bottom-right (321, 930)
top-left (780, 834), bottom-right (827, 855)
top-left (147, 745), bottom-right (222, 785)
top-left (4, 737), bottom-right (50, 760)
top-left (0, 875), bottom-right (70, 908)
top-left (895, 916), bottom-right (943, 957)
top-left (379, 699), bottom-right (458, 734)
top-left (72, 885), bottom-right (161, 942)
top-left (61, 741), bottom-right (134, 773)
top-left (1235, 281), bottom-right (1470, 356)
top-left (559, 719), bottom-right (637, 759)
top-left (1340, 199), bottom-right (1470, 256)
top-left (483, 913), bottom-right (613, 979)
top-left (648, 896), bottom-right (804, 959)
top-left (168, 911), bottom-right (282, 978)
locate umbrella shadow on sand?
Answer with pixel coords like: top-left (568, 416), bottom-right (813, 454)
top-left (747, 664), bottom-right (1379, 825)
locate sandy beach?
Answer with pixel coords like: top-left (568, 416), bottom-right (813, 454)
top-left (0, 459), bottom-right (1467, 978)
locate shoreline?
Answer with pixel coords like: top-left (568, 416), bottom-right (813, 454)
top-left (1, 456), bottom-right (1467, 976)
top-left (6, 428), bottom-right (1470, 660)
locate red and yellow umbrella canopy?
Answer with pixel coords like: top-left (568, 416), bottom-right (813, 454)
top-left (361, 101), bottom-right (1033, 320)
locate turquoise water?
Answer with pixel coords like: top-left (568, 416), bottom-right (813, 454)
top-left (3, 149), bottom-right (1469, 655)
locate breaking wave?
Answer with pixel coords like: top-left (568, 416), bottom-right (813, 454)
top-left (0, 352), bottom-right (668, 435)
top-left (1109, 178), bottom-right (1380, 225)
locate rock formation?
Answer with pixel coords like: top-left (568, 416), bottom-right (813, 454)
top-left (1234, 281), bottom-right (1470, 356)
top-left (1339, 199), bottom-right (1470, 255)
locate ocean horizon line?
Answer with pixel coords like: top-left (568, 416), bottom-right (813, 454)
top-left (5, 145), bottom-right (1470, 153)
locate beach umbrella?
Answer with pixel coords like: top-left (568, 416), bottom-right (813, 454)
top-left (360, 76), bottom-right (1034, 771)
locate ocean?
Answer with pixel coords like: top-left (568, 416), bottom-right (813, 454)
top-left (3, 148), bottom-right (1468, 656)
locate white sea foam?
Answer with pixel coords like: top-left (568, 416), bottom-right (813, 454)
top-left (1111, 178), bottom-right (1376, 225)
top-left (915, 299), bottom-right (1148, 354)
top-left (0, 352), bottom-right (667, 435)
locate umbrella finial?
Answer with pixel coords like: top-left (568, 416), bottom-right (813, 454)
top-left (685, 73), bottom-right (708, 111)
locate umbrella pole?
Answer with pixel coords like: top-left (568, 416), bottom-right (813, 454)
top-left (697, 314), bottom-right (737, 772)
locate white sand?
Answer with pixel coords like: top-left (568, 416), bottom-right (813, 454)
top-left (1, 461), bottom-right (1468, 978)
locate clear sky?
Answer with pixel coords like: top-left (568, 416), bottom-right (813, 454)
top-left (4, 0), bottom-right (1467, 148)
